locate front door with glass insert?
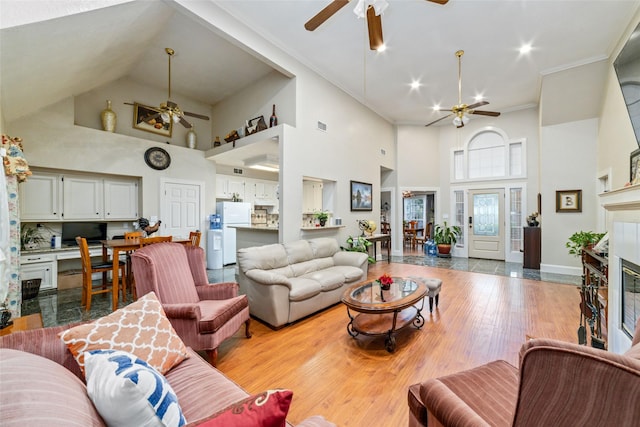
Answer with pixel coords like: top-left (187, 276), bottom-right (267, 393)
top-left (468, 189), bottom-right (504, 260)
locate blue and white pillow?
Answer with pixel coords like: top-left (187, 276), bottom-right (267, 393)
top-left (84, 349), bottom-right (186, 427)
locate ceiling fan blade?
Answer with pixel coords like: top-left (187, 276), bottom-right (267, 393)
top-left (466, 101), bottom-right (489, 110)
top-left (179, 116), bottom-right (192, 128)
top-left (305, 0), bottom-right (350, 31)
top-left (425, 113), bottom-right (453, 127)
top-left (427, 0), bottom-right (449, 4)
top-left (183, 111), bottom-right (210, 121)
top-left (367, 6), bottom-right (383, 50)
top-left (471, 110), bottom-right (501, 117)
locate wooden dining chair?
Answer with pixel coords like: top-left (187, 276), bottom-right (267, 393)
top-left (76, 236), bottom-right (126, 311)
top-left (123, 231), bottom-right (142, 299)
top-left (189, 231), bottom-right (202, 247)
top-left (141, 235), bottom-right (173, 246)
top-left (414, 222), bottom-right (433, 251)
top-left (404, 221), bottom-right (418, 248)
top-left (381, 222), bottom-right (391, 247)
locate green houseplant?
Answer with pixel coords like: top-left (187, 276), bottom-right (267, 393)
top-left (20, 226), bottom-right (46, 250)
top-left (566, 231), bottom-right (606, 257)
top-left (314, 211), bottom-right (329, 227)
top-left (433, 221), bottom-right (462, 256)
top-left (341, 235), bottom-right (375, 263)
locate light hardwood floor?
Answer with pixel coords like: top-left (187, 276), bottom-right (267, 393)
top-left (216, 262), bottom-right (580, 426)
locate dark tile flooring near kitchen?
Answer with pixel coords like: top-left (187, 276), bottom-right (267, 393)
top-left (22, 251), bottom-right (581, 328)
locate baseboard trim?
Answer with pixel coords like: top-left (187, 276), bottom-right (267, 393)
top-left (541, 263), bottom-right (581, 276)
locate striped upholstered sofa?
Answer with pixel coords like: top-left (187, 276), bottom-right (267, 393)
top-left (408, 318), bottom-right (640, 426)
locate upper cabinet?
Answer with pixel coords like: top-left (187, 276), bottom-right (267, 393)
top-left (19, 172), bottom-right (63, 220)
top-left (216, 174), bottom-right (278, 209)
top-left (302, 180), bottom-right (323, 213)
top-left (20, 171), bottom-right (139, 221)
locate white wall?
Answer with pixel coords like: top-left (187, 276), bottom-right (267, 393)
top-left (6, 97), bottom-right (217, 233)
top-left (540, 119), bottom-right (599, 274)
top-left (74, 77), bottom-right (215, 150)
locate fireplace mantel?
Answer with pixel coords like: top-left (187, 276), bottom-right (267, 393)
top-left (599, 185), bottom-right (639, 353)
top-left (600, 185), bottom-right (640, 212)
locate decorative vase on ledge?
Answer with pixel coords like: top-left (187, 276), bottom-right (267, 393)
top-left (100, 100), bottom-right (116, 132)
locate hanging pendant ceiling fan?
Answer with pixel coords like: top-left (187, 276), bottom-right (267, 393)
top-left (126, 47), bottom-right (210, 129)
top-left (305, 0), bottom-right (449, 51)
top-left (425, 50), bottom-right (500, 128)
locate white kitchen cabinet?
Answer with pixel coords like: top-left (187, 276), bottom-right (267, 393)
top-left (20, 171), bottom-right (139, 221)
top-left (19, 172), bottom-right (62, 220)
top-left (63, 176), bottom-right (103, 220)
top-left (20, 253), bottom-right (57, 290)
top-left (104, 179), bottom-right (138, 219)
top-left (216, 174), bottom-right (246, 201)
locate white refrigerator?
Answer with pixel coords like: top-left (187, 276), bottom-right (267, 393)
top-left (216, 201), bottom-right (251, 265)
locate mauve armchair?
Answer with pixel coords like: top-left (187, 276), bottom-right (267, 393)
top-left (131, 242), bottom-right (251, 365)
top-left (408, 317), bottom-right (640, 427)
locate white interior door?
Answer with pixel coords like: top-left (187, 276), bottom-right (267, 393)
top-left (468, 189), bottom-right (505, 260)
top-left (161, 180), bottom-right (201, 239)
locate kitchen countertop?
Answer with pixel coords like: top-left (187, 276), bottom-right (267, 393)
top-left (231, 225), bottom-right (279, 231)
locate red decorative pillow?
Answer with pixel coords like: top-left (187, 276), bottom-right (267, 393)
top-left (192, 389), bottom-right (293, 427)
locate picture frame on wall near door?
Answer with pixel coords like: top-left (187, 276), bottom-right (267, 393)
top-left (555, 189), bottom-right (582, 213)
top-left (630, 148), bottom-right (640, 185)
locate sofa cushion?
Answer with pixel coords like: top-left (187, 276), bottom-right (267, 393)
top-left (0, 348), bottom-right (105, 426)
top-left (308, 237), bottom-right (340, 258)
top-left (198, 296), bottom-right (249, 334)
top-left (186, 389), bottom-right (293, 427)
top-left (324, 265), bottom-right (364, 283)
top-left (165, 348), bottom-right (249, 422)
top-left (84, 349), bottom-right (186, 427)
top-left (290, 259), bottom-right (320, 277)
top-left (301, 269), bottom-right (344, 292)
top-left (288, 277), bottom-right (322, 301)
top-left (420, 359), bottom-right (518, 426)
top-left (237, 243), bottom-right (289, 272)
top-left (59, 292), bottom-right (189, 376)
top-left (284, 240), bottom-right (314, 264)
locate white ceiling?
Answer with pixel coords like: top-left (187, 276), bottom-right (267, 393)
top-left (1, 0), bottom-right (639, 127)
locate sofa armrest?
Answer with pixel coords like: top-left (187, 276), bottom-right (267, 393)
top-left (196, 282), bottom-right (239, 300)
top-left (294, 415), bottom-right (337, 427)
top-left (246, 269), bottom-right (292, 288)
top-left (162, 303), bottom-right (201, 320)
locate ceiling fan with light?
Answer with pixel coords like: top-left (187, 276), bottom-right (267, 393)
top-left (305, 0), bottom-right (448, 51)
top-left (425, 50), bottom-right (500, 128)
top-left (126, 47), bottom-right (210, 129)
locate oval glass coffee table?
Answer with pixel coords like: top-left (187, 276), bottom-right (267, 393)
top-left (341, 277), bottom-right (427, 352)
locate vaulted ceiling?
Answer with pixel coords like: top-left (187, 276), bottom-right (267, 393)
top-left (1, 0), bottom-right (639, 127)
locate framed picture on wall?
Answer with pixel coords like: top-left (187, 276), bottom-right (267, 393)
top-left (555, 189), bottom-right (582, 213)
top-left (631, 148), bottom-right (640, 185)
top-left (350, 181), bottom-right (372, 211)
top-left (133, 103), bottom-right (172, 137)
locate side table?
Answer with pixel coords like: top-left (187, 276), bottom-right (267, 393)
top-left (0, 313), bottom-right (44, 336)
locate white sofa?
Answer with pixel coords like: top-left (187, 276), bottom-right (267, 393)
top-left (237, 238), bottom-right (369, 328)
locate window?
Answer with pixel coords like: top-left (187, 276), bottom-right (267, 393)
top-left (454, 190), bottom-right (465, 246)
top-left (468, 132), bottom-right (505, 179)
top-left (509, 188), bottom-right (523, 252)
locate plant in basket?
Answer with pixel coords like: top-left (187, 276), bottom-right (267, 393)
top-left (376, 273), bottom-right (393, 290)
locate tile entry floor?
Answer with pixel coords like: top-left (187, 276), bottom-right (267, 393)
top-left (21, 253), bottom-right (581, 328)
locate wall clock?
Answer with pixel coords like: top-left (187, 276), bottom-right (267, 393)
top-left (144, 147), bottom-right (171, 170)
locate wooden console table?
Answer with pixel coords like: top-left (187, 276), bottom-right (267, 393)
top-left (0, 313), bottom-right (43, 336)
top-left (365, 234), bottom-right (391, 263)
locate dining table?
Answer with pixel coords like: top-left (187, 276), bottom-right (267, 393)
top-left (100, 237), bottom-right (190, 311)
top-left (403, 227), bottom-right (424, 248)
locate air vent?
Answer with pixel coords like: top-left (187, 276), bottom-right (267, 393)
top-left (233, 168), bottom-right (243, 174)
top-left (317, 121), bottom-right (327, 132)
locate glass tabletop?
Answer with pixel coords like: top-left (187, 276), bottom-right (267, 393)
top-left (342, 277), bottom-right (426, 311)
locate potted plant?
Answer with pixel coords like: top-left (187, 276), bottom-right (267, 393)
top-left (433, 221), bottom-right (462, 256)
top-left (314, 211), bottom-right (329, 227)
top-left (566, 231), bottom-right (606, 257)
top-left (341, 235), bottom-right (375, 263)
top-left (20, 226), bottom-right (46, 250)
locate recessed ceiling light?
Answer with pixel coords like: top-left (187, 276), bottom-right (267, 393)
top-left (433, 104), bottom-right (441, 111)
top-left (410, 80), bottom-right (421, 90)
top-left (519, 43), bottom-right (532, 55)
top-left (474, 94), bottom-right (484, 102)
top-left (376, 43), bottom-right (387, 52)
